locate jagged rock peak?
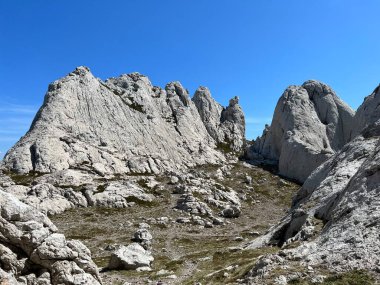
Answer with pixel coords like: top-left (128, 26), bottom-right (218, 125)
top-left (70, 65), bottom-right (91, 76)
top-left (2, 67), bottom-right (247, 175)
top-left (247, 80), bottom-right (355, 183)
top-left (351, 84), bottom-right (380, 137)
top-left (193, 89), bottom-right (245, 153)
top-left (165, 81), bottom-right (191, 107)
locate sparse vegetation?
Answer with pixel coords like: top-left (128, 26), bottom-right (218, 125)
top-left (5, 170), bottom-right (42, 186)
top-left (50, 161), bottom-right (302, 284)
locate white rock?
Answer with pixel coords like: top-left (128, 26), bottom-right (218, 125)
top-left (0, 189), bottom-right (101, 284)
top-left (248, 80), bottom-right (355, 183)
top-left (108, 243), bottom-right (154, 270)
top-left (3, 67), bottom-right (240, 175)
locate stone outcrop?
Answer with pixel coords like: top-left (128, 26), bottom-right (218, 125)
top-left (193, 87), bottom-right (245, 153)
top-left (247, 80), bottom-right (355, 183)
top-left (1, 169), bottom-right (154, 215)
top-left (351, 84), bottom-right (380, 137)
top-left (0, 189), bottom-right (101, 284)
top-left (2, 67), bottom-right (244, 176)
top-left (247, 118), bottom-right (380, 274)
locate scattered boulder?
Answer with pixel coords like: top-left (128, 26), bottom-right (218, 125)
top-left (3, 182), bottom-right (87, 215)
top-left (89, 181), bottom-right (154, 208)
top-left (108, 243), bottom-right (154, 271)
top-left (244, 175), bottom-right (253, 184)
top-left (132, 228), bottom-right (153, 250)
top-left (0, 189), bottom-right (101, 284)
top-left (221, 205), bottom-right (241, 218)
top-left (176, 194), bottom-right (212, 216)
top-left (169, 176), bottom-right (179, 185)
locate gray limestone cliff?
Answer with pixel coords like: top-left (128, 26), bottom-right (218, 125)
top-left (247, 119), bottom-right (380, 277)
top-left (246, 86), bottom-right (380, 280)
top-left (247, 80), bottom-right (355, 183)
top-left (2, 67), bottom-right (245, 176)
top-left (351, 84), bottom-right (380, 137)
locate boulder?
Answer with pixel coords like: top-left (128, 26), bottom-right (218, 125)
top-left (221, 205), bottom-right (241, 218)
top-left (176, 194), bottom-right (213, 216)
top-left (108, 243), bottom-right (154, 270)
top-left (132, 228), bottom-right (153, 250)
top-left (0, 189), bottom-right (101, 284)
top-left (89, 181), bottom-right (154, 208)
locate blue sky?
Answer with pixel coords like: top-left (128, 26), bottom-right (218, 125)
top-left (1, 0), bottom-right (380, 157)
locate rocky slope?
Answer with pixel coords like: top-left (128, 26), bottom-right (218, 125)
top-left (0, 189), bottom-right (101, 285)
top-left (244, 86), bottom-right (380, 284)
top-left (1, 67), bottom-right (380, 284)
top-left (247, 80), bottom-right (355, 183)
top-left (2, 67), bottom-right (245, 176)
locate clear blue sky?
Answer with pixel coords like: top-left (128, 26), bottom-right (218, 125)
top-left (1, 0), bottom-right (380, 157)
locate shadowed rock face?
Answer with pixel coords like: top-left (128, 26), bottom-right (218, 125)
top-left (247, 80), bottom-right (355, 183)
top-left (2, 67), bottom-right (245, 175)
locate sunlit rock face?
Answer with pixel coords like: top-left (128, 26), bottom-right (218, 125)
top-left (246, 82), bottom-right (380, 279)
top-left (0, 189), bottom-right (101, 284)
top-left (351, 84), bottom-right (380, 138)
top-left (2, 67), bottom-right (245, 176)
top-left (193, 87), bottom-right (246, 153)
top-left (247, 80), bottom-right (355, 183)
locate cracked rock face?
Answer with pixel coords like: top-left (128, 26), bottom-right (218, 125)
top-left (2, 67), bottom-right (247, 175)
top-left (351, 84), bottom-right (380, 138)
top-left (193, 87), bottom-right (245, 153)
top-left (247, 119), bottom-right (380, 274)
top-left (0, 189), bottom-right (101, 285)
top-left (247, 80), bottom-right (355, 183)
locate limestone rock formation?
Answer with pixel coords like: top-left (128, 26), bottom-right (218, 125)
top-left (247, 119), bottom-right (380, 274)
top-left (193, 87), bottom-right (245, 153)
top-left (0, 189), bottom-right (101, 284)
top-left (2, 67), bottom-right (248, 175)
top-left (351, 84), bottom-right (380, 137)
top-left (247, 80), bottom-right (355, 182)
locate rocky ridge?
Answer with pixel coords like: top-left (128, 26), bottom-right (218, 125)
top-left (3, 66), bottom-right (245, 176)
top-left (1, 67), bottom-right (380, 284)
top-left (244, 84), bottom-right (380, 284)
top-left (193, 87), bottom-right (246, 153)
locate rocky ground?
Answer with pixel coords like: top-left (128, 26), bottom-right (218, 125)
top-left (2, 67), bottom-right (380, 284)
top-left (49, 161), bottom-right (299, 284)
